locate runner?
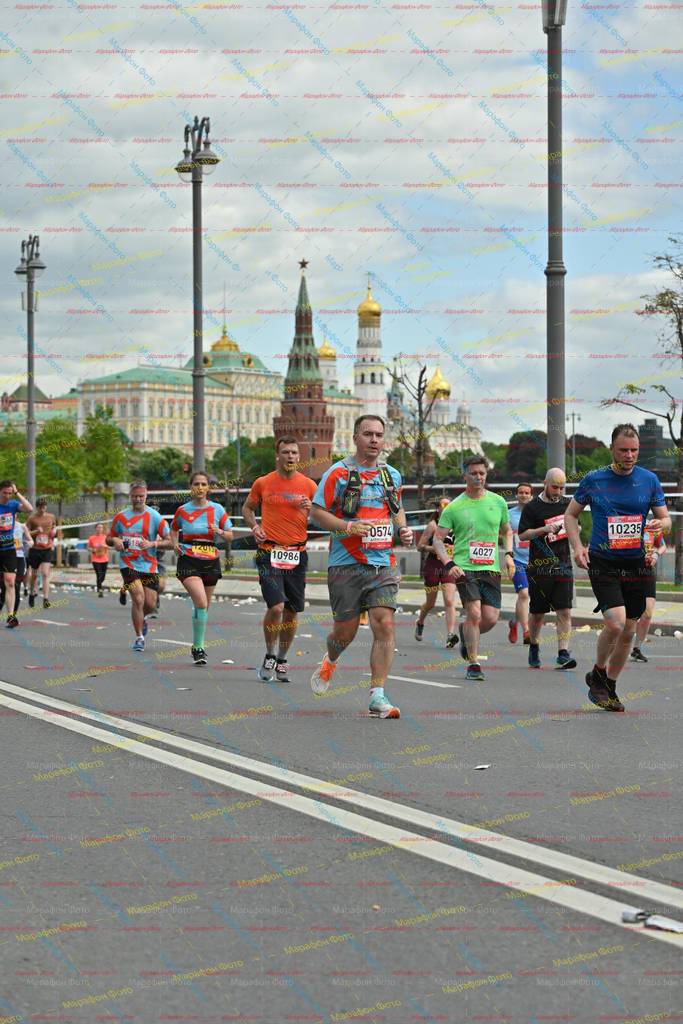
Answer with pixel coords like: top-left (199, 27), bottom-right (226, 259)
top-left (0, 480), bottom-right (33, 628)
top-left (415, 497), bottom-right (458, 647)
top-left (87, 523), bottom-right (109, 597)
top-left (309, 414), bottom-right (413, 718)
top-left (507, 482), bottom-right (532, 645)
top-left (107, 481), bottom-right (171, 652)
top-left (565, 423), bottom-right (671, 711)
top-left (242, 437), bottom-right (316, 683)
top-left (0, 517), bottom-right (31, 619)
top-left (432, 455), bottom-right (514, 681)
top-left (26, 497), bottom-right (57, 609)
top-left (631, 521), bottom-right (667, 663)
top-left (170, 470), bottom-right (233, 666)
top-left (518, 468), bottom-right (577, 670)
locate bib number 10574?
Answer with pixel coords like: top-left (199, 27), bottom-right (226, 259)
top-left (607, 515), bottom-right (642, 549)
top-left (362, 523), bottom-right (393, 549)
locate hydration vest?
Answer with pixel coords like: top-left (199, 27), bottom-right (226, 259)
top-left (340, 461), bottom-right (401, 519)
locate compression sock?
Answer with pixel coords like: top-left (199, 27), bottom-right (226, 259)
top-left (192, 607), bottom-right (208, 649)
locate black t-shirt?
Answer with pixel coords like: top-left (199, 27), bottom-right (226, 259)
top-left (518, 495), bottom-right (572, 574)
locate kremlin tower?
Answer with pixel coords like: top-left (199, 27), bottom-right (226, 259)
top-left (273, 261), bottom-right (334, 481)
top-left (353, 275), bottom-right (387, 422)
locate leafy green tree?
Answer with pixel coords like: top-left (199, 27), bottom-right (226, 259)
top-left (434, 449), bottom-right (476, 483)
top-left (0, 423), bottom-right (28, 489)
top-left (387, 446), bottom-right (414, 481)
top-left (481, 441), bottom-right (508, 478)
top-left (506, 430), bottom-right (547, 478)
top-left (35, 419), bottom-right (87, 564)
top-left (82, 408), bottom-right (127, 512)
top-left (211, 439), bottom-right (251, 486)
top-left (131, 447), bottom-right (189, 488)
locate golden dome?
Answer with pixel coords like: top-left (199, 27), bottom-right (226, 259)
top-left (211, 326), bottom-right (240, 353)
top-left (357, 282), bottom-right (382, 323)
top-left (318, 338), bottom-right (336, 361)
top-left (426, 367), bottom-right (451, 399)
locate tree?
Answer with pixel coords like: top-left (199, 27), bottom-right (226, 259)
top-left (506, 430), bottom-right (547, 479)
top-left (0, 423), bottom-right (28, 489)
top-left (603, 235), bottom-right (683, 583)
top-left (131, 447), bottom-right (189, 488)
top-left (434, 449), bottom-right (476, 483)
top-left (481, 441), bottom-right (508, 478)
top-left (35, 419), bottom-right (87, 565)
top-left (388, 362), bottom-right (445, 503)
top-left (82, 407), bottom-right (127, 512)
top-left (387, 446), bottom-right (414, 481)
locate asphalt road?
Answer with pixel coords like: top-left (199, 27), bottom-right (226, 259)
top-left (0, 585), bottom-right (682, 1024)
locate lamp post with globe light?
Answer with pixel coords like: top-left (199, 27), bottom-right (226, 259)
top-left (15, 235), bottom-right (46, 506)
top-left (175, 116), bottom-right (220, 473)
top-left (543, 0), bottom-right (568, 471)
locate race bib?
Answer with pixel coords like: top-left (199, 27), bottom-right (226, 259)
top-left (607, 515), bottom-right (642, 550)
top-left (544, 515), bottom-right (567, 543)
top-left (513, 532), bottom-right (529, 550)
top-left (469, 540), bottom-right (496, 565)
top-left (0, 514), bottom-right (13, 531)
top-left (190, 543), bottom-right (217, 559)
top-left (123, 534), bottom-right (144, 551)
top-left (36, 533), bottom-right (49, 546)
top-left (270, 547), bottom-right (301, 570)
top-left (362, 523), bottom-right (393, 549)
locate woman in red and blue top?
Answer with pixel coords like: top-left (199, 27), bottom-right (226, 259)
top-left (170, 470), bottom-right (232, 666)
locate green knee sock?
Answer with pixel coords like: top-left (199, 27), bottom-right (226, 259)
top-left (192, 607), bottom-right (208, 649)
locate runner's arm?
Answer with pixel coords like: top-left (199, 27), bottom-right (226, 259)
top-left (417, 521), bottom-right (436, 553)
top-left (564, 498), bottom-right (589, 567)
top-left (310, 503), bottom-right (370, 537)
top-left (649, 505), bottom-right (671, 536)
top-left (14, 490), bottom-right (33, 514)
top-left (242, 497), bottom-right (266, 541)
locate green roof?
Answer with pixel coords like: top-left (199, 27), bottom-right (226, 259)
top-left (80, 366), bottom-right (231, 391)
top-left (183, 350), bottom-right (271, 374)
top-left (10, 383), bottom-right (51, 403)
top-left (324, 384), bottom-right (358, 400)
top-left (0, 407), bottom-right (76, 425)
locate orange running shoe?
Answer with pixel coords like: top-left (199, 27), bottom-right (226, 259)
top-left (310, 654), bottom-right (337, 694)
top-left (508, 620), bottom-right (518, 644)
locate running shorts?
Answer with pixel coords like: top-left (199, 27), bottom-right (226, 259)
top-left (527, 571), bottom-right (573, 614)
top-left (255, 550), bottom-right (307, 614)
top-left (28, 548), bottom-right (53, 570)
top-left (120, 567), bottom-right (160, 592)
top-left (327, 564), bottom-right (400, 622)
top-left (455, 570), bottom-right (502, 610)
top-left (587, 553), bottom-right (648, 621)
top-left (175, 554), bottom-right (222, 587)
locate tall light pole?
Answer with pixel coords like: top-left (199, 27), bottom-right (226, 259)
top-left (14, 235), bottom-right (46, 506)
top-left (175, 116), bottom-right (220, 473)
top-left (543, 0), bottom-right (568, 471)
top-left (566, 411), bottom-right (581, 475)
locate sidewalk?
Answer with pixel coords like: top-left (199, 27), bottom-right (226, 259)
top-left (48, 569), bottom-right (683, 636)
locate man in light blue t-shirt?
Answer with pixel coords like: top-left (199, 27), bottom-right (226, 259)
top-left (565, 423), bottom-right (670, 712)
top-left (507, 482), bottom-right (532, 646)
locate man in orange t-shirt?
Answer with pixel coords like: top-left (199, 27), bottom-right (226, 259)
top-left (242, 437), bottom-right (317, 683)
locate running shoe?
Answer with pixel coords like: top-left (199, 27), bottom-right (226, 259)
top-left (445, 633), bottom-right (458, 648)
top-left (368, 692), bottom-right (400, 719)
top-left (275, 658), bottom-right (291, 683)
top-left (630, 647), bottom-right (648, 663)
top-left (414, 622), bottom-right (424, 641)
top-left (6, 615), bottom-right (19, 629)
top-left (458, 622), bottom-right (468, 661)
top-left (258, 654), bottom-right (277, 682)
top-left (146, 609), bottom-right (158, 619)
top-left (132, 636), bottom-right (145, 652)
top-left (142, 619), bottom-right (149, 638)
top-left (119, 588), bottom-right (127, 606)
top-left (555, 650), bottom-right (577, 670)
top-left (28, 593), bottom-right (36, 608)
top-left (585, 670), bottom-right (623, 711)
top-left (528, 644), bottom-right (541, 669)
top-left (466, 663), bottom-right (484, 681)
top-left (310, 654), bottom-right (336, 694)
top-left (192, 647), bottom-right (207, 666)
top-left (97, 590), bottom-right (104, 599)
top-left (604, 677), bottom-right (625, 712)
top-left (522, 631), bottom-right (531, 645)
top-left (43, 599), bottom-right (50, 609)
top-left (508, 620), bottom-right (518, 644)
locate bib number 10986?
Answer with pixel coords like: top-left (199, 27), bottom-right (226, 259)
top-left (271, 548), bottom-right (300, 570)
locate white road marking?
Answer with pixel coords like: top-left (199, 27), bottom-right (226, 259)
top-left (0, 677), bottom-right (681, 920)
top-left (151, 638), bottom-right (189, 646)
top-left (31, 619), bottom-right (69, 627)
top-left (1, 684), bottom-right (682, 947)
top-left (364, 672), bottom-right (461, 689)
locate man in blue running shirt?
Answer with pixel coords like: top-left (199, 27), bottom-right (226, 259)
top-left (565, 424), bottom-right (670, 712)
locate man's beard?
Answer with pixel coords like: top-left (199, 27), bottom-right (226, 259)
top-left (544, 491), bottom-right (562, 503)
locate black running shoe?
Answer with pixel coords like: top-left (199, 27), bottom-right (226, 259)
top-left (445, 633), bottom-right (458, 648)
top-left (28, 593), bottom-right (36, 608)
top-left (414, 622), bottom-right (424, 642)
top-left (555, 649), bottom-right (577, 670)
top-left (466, 663), bottom-right (484, 681)
top-left (630, 647), bottom-right (648, 663)
top-left (191, 647), bottom-right (207, 666)
top-left (604, 677), bottom-right (625, 712)
top-left (275, 658), bottom-right (291, 683)
top-left (586, 670), bottom-right (623, 711)
top-left (528, 643), bottom-right (541, 669)
top-left (6, 615), bottom-right (19, 629)
top-left (119, 588), bottom-right (127, 606)
top-left (43, 598), bottom-right (50, 609)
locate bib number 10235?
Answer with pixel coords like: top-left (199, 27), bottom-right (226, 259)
top-left (469, 540), bottom-right (495, 565)
top-left (607, 515), bottom-right (642, 550)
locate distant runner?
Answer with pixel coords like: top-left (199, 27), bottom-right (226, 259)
top-left (26, 497), bottom-right (57, 609)
top-left (507, 482), bottom-right (532, 645)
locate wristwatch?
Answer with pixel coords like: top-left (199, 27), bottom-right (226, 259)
top-left (504, 551), bottom-right (514, 558)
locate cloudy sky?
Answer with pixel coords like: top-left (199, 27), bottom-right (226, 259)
top-left (1, 1), bottom-right (681, 443)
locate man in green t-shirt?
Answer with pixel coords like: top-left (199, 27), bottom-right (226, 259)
top-left (432, 455), bottom-right (514, 680)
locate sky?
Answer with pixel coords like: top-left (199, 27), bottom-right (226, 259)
top-left (1, 0), bottom-right (682, 445)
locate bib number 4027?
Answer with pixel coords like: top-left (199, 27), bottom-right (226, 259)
top-left (469, 540), bottom-right (495, 565)
top-left (607, 515), bottom-right (642, 550)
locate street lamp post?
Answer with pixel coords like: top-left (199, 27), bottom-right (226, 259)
top-left (14, 235), bottom-right (46, 506)
top-left (175, 116), bottom-right (220, 473)
top-left (543, 0), bottom-right (568, 471)
top-left (566, 411), bottom-right (581, 475)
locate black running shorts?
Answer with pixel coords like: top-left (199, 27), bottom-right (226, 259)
top-left (120, 567), bottom-right (160, 592)
top-left (588, 553), bottom-right (648, 621)
top-left (175, 554), bottom-right (222, 587)
top-left (255, 550), bottom-right (307, 614)
top-left (527, 571), bottom-right (573, 614)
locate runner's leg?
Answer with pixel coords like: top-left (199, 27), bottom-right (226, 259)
top-left (129, 579), bottom-right (145, 637)
top-left (278, 608), bottom-right (298, 658)
top-left (462, 599), bottom-right (482, 662)
top-left (441, 581), bottom-right (457, 637)
top-left (263, 603), bottom-right (284, 655)
top-left (416, 585), bottom-right (437, 627)
top-left (555, 607), bottom-right (572, 653)
top-left (635, 596), bottom-right (655, 647)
